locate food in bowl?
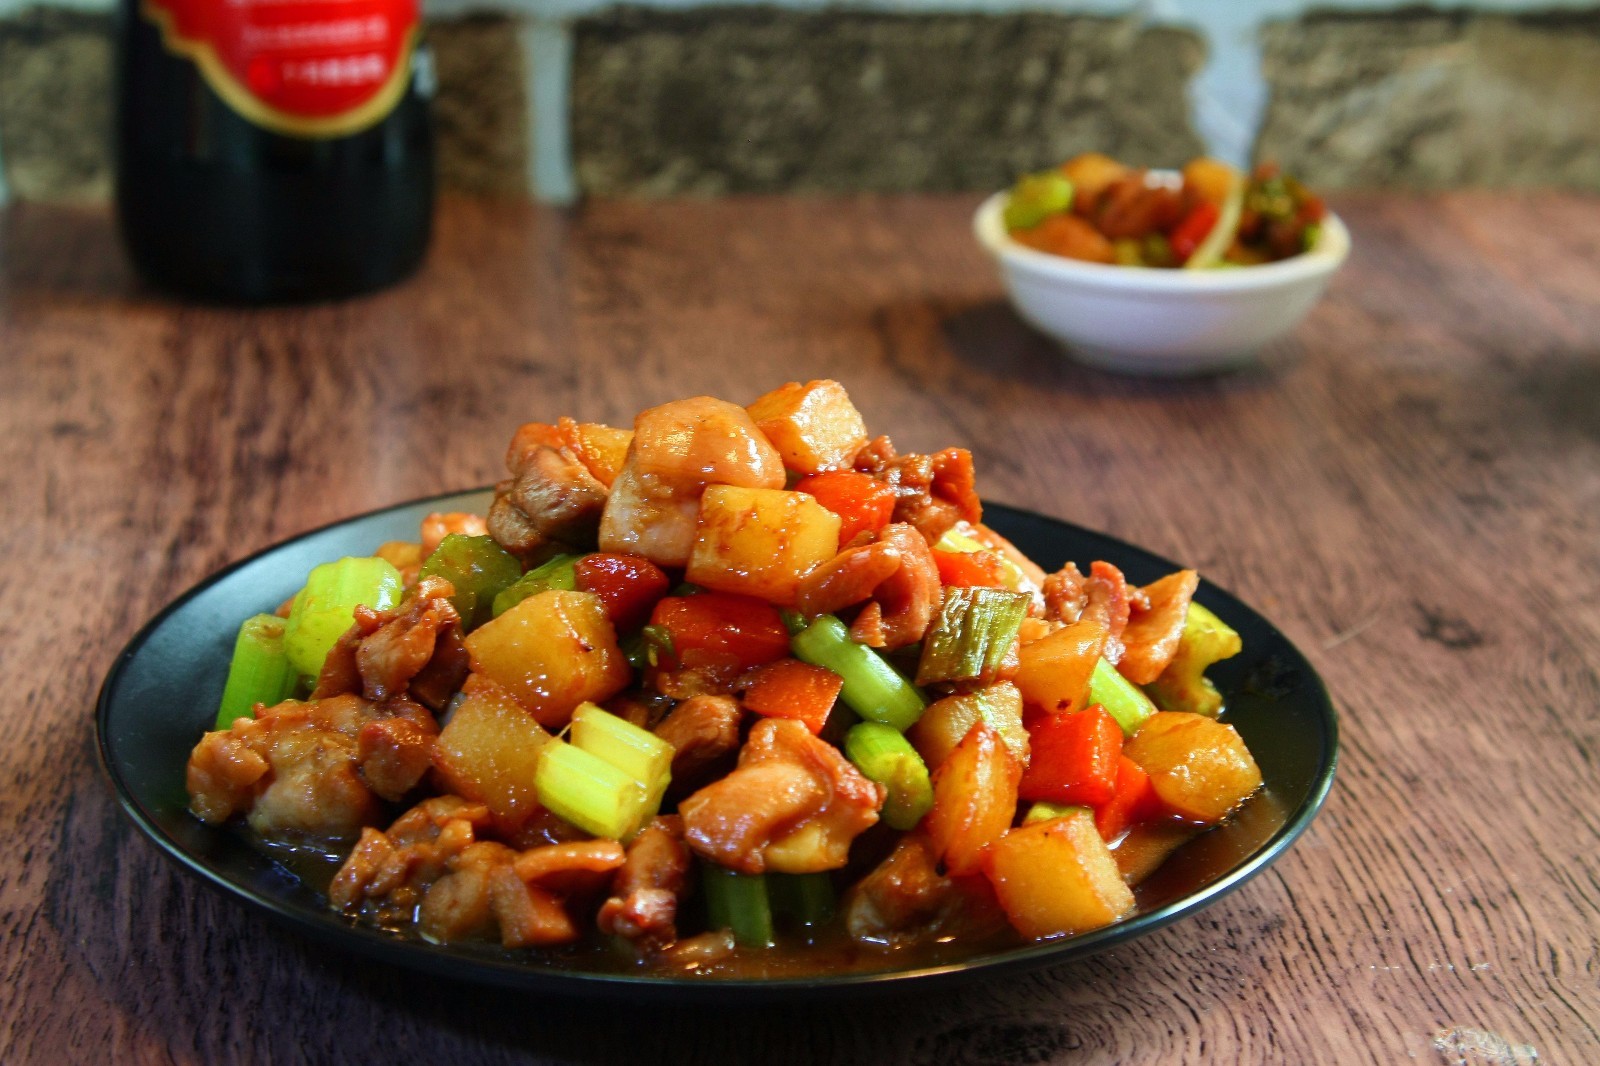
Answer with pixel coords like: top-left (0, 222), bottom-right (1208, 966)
top-left (1004, 154), bottom-right (1328, 269)
top-left (185, 381), bottom-right (1262, 976)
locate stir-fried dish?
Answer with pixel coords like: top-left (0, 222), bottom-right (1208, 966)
top-left (186, 381), bottom-right (1261, 976)
top-left (1005, 154), bottom-right (1327, 269)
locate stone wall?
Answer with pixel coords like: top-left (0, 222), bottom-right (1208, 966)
top-left (3, 3), bottom-right (1600, 202)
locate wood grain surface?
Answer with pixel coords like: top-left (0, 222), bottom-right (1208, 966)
top-left (1, 193), bottom-right (1596, 1065)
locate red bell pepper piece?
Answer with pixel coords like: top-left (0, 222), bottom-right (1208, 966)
top-left (1018, 704), bottom-right (1122, 806)
top-left (574, 553), bottom-right (671, 633)
top-left (795, 470), bottom-right (896, 546)
top-left (737, 657), bottom-right (845, 734)
top-left (1093, 754), bottom-right (1160, 841)
top-left (1170, 201), bottom-right (1220, 263)
top-left (650, 593), bottom-right (791, 674)
top-left (931, 548), bottom-right (1010, 589)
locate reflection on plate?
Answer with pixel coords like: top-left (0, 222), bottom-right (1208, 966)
top-left (97, 491), bottom-right (1337, 1002)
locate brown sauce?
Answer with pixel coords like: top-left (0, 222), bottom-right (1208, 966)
top-left (245, 785), bottom-right (1291, 980)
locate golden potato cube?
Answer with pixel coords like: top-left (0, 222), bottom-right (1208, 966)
top-left (1123, 711), bottom-right (1262, 824)
top-left (1013, 618), bottom-right (1107, 715)
top-left (924, 723), bottom-right (1021, 877)
top-left (985, 809), bottom-right (1136, 938)
top-left (686, 485), bottom-right (841, 606)
top-left (464, 589), bottom-right (631, 729)
top-left (746, 380), bottom-right (869, 474)
top-left (573, 422), bottom-right (633, 488)
top-left (434, 676), bottom-right (553, 824)
top-left (909, 682), bottom-right (1028, 770)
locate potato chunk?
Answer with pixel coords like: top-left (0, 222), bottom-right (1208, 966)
top-left (909, 682), bottom-right (1028, 770)
top-left (686, 485), bottom-right (841, 606)
top-left (923, 723), bottom-right (1021, 876)
top-left (434, 676), bottom-right (553, 825)
top-left (1122, 711), bottom-right (1262, 824)
top-left (985, 809), bottom-right (1135, 938)
top-left (464, 589), bottom-right (630, 729)
top-left (746, 380), bottom-right (869, 475)
top-left (1013, 617), bottom-right (1107, 715)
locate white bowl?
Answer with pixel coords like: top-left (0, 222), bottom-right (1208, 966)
top-left (973, 191), bottom-right (1350, 375)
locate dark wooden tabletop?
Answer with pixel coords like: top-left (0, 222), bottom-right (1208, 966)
top-left (2, 192), bottom-right (1596, 1064)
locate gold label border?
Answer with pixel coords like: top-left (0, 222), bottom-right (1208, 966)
top-left (139, 0), bottom-right (417, 139)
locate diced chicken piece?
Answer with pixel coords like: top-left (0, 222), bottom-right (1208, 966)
top-left (331, 797), bottom-right (588, 949)
top-left (1119, 570), bottom-right (1200, 685)
top-left (796, 523), bottom-right (942, 649)
top-left (357, 711), bottom-right (438, 802)
top-left (854, 437), bottom-right (982, 542)
top-left (512, 840), bottom-right (626, 898)
top-left (843, 833), bottom-right (964, 947)
top-left (1043, 560), bottom-right (1136, 665)
top-left (312, 576), bottom-right (467, 705)
top-left (599, 397), bottom-right (785, 568)
top-left (597, 817), bottom-right (691, 951)
top-left (653, 695), bottom-right (743, 786)
top-left (329, 796), bottom-right (490, 919)
top-left (508, 445), bottom-right (609, 545)
top-left (680, 718), bottom-right (884, 875)
top-left (596, 464), bottom-right (703, 567)
top-left (186, 694), bottom-right (439, 841)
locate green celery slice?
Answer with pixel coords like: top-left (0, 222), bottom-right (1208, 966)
top-left (1089, 657), bottom-right (1158, 736)
top-left (703, 865), bottom-right (775, 948)
top-left (915, 587), bottom-right (1030, 686)
top-left (215, 614), bottom-right (295, 729)
top-left (768, 873), bottom-right (836, 929)
top-left (535, 738), bottom-right (649, 841)
top-left (570, 702), bottom-right (674, 798)
top-left (791, 615), bottom-right (926, 731)
top-left (492, 553), bottom-right (581, 618)
top-left (844, 722), bottom-right (934, 830)
top-left (1144, 601), bottom-right (1242, 718)
top-left (282, 556), bottom-right (404, 679)
top-left (418, 534), bottom-right (521, 630)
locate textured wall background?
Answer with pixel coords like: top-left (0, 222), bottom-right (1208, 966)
top-left (2, 0), bottom-right (1599, 203)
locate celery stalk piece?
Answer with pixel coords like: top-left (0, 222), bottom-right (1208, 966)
top-left (570, 702), bottom-right (673, 799)
top-left (491, 553), bottom-right (581, 618)
top-left (1089, 657), bottom-right (1158, 736)
top-left (1144, 602), bottom-right (1242, 718)
top-left (418, 533), bottom-right (521, 630)
top-left (790, 615), bottom-right (926, 731)
top-left (844, 722), bottom-right (934, 830)
top-left (768, 872), bottom-right (836, 929)
top-left (1022, 801), bottom-right (1091, 826)
top-left (282, 557), bottom-right (404, 679)
top-left (215, 614), bottom-right (295, 728)
top-left (535, 738), bottom-right (649, 841)
top-left (1184, 173), bottom-right (1246, 270)
top-left (703, 864), bottom-right (776, 948)
top-left (915, 587), bottom-right (1030, 686)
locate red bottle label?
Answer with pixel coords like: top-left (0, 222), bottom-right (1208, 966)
top-left (141, 0), bottom-right (420, 138)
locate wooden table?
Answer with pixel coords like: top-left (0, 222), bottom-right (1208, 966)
top-left (2, 193), bottom-right (1596, 1064)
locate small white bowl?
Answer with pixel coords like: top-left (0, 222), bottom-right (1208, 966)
top-left (973, 190), bottom-right (1350, 375)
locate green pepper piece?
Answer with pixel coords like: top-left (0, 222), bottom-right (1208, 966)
top-left (419, 534), bottom-right (522, 630)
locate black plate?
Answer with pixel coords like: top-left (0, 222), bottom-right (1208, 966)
top-left (97, 491), bottom-right (1337, 1002)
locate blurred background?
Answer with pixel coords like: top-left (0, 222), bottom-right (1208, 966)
top-left (3, 0), bottom-right (1598, 206)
